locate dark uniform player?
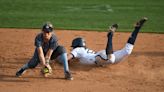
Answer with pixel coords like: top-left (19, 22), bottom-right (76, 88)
top-left (16, 22), bottom-right (73, 80)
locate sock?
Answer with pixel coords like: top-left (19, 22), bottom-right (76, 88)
top-left (58, 53), bottom-right (69, 73)
top-left (127, 27), bottom-right (141, 45)
top-left (22, 63), bottom-right (29, 70)
top-left (18, 63), bottom-right (29, 73)
top-left (106, 32), bottom-right (114, 57)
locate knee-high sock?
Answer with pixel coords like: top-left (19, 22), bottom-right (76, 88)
top-left (127, 27), bottom-right (141, 45)
top-left (17, 63), bottom-right (29, 73)
top-left (58, 53), bottom-right (69, 73)
top-left (106, 32), bottom-right (114, 57)
top-left (22, 63), bottom-right (29, 70)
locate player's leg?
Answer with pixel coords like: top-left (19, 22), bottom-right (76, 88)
top-left (95, 24), bottom-right (118, 66)
top-left (51, 46), bottom-right (73, 80)
top-left (127, 17), bottom-right (148, 45)
top-left (122, 17), bottom-right (148, 58)
top-left (16, 49), bottom-right (40, 77)
top-left (113, 17), bottom-right (148, 63)
top-left (105, 24), bottom-right (118, 62)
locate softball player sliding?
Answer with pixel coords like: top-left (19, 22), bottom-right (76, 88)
top-left (68, 17), bottom-right (148, 66)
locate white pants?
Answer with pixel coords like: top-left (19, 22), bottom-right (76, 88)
top-left (96, 43), bottom-right (134, 64)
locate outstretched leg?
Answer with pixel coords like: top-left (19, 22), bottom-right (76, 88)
top-left (113, 17), bottom-right (148, 63)
top-left (95, 17), bottom-right (148, 66)
top-left (127, 17), bottom-right (148, 45)
top-left (16, 49), bottom-right (40, 77)
top-left (95, 24), bottom-right (118, 66)
top-left (52, 46), bottom-right (73, 80)
top-left (106, 24), bottom-right (118, 60)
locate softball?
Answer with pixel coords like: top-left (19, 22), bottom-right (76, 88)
top-left (43, 67), bottom-right (49, 73)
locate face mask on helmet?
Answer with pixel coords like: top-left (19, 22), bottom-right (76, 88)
top-left (71, 37), bottom-right (86, 48)
top-left (42, 23), bottom-right (53, 33)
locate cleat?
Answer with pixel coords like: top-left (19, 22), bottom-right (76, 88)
top-left (65, 71), bottom-right (73, 80)
top-left (108, 24), bottom-right (118, 32)
top-left (16, 68), bottom-right (25, 77)
top-left (135, 17), bottom-right (148, 28)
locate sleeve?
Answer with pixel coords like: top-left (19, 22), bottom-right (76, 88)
top-left (49, 35), bottom-right (58, 50)
top-left (35, 34), bottom-right (42, 48)
top-left (71, 48), bottom-right (81, 58)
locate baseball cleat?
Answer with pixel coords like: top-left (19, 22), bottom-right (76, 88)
top-left (16, 68), bottom-right (25, 77)
top-left (108, 24), bottom-right (118, 32)
top-left (65, 71), bottom-right (73, 80)
top-left (135, 17), bottom-right (148, 28)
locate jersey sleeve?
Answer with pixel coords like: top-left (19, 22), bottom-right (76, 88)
top-left (35, 33), bottom-right (42, 48)
top-left (49, 34), bottom-right (58, 50)
top-left (71, 48), bottom-right (81, 58)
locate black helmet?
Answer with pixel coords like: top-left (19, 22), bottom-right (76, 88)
top-left (71, 37), bottom-right (86, 48)
top-left (42, 22), bottom-right (53, 32)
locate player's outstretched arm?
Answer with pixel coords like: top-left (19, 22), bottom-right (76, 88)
top-left (67, 53), bottom-right (74, 63)
top-left (37, 47), bottom-right (46, 66)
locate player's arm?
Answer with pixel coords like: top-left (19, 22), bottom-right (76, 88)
top-left (37, 48), bottom-right (52, 75)
top-left (45, 49), bottom-right (53, 63)
top-left (35, 34), bottom-right (47, 66)
top-left (44, 49), bottom-right (53, 73)
top-left (67, 53), bottom-right (73, 60)
top-left (67, 48), bottom-right (79, 63)
top-left (37, 47), bottom-right (46, 66)
top-left (67, 53), bottom-right (75, 63)
top-left (37, 48), bottom-right (53, 73)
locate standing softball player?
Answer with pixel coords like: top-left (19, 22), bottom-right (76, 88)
top-left (67, 17), bottom-right (147, 66)
top-left (16, 22), bottom-right (73, 80)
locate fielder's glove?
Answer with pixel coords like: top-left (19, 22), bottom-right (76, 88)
top-left (41, 66), bottom-right (49, 74)
top-left (44, 58), bottom-right (52, 73)
top-left (41, 66), bottom-right (52, 77)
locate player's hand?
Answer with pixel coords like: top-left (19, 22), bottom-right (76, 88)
top-left (45, 64), bottom-right (52, 74)
top-left (41, 65), bottom-right (52, 77)
top-left (44, 58), bottom-right (52, 73)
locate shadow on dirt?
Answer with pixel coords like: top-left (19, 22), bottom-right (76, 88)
top-left (0, 74), bottom-right (67, 82)
top-left (0, 74), bottom-right (29, 82)
top-left (132, 51), bottom-right (164, 57)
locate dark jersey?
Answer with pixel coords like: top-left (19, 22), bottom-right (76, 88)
top-left (35, 33), bottom-right (58, 54)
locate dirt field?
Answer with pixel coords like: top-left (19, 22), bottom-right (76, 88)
top-left (0, 28), bottom-right (164, 92)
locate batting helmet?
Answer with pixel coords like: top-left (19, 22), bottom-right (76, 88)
top-left (71, 37), bottom-right (86, 48)
top-left (42, 22), bottom-right (53, 32)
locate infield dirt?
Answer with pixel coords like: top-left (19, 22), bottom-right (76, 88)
top-left (0, 29), bottom-right (164, 92)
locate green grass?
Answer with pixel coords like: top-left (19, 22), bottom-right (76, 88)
top-left (0, 0), bottom-right (164, 33)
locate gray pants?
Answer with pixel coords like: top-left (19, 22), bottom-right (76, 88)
top-left (28, 45), bottom-right (66, 68)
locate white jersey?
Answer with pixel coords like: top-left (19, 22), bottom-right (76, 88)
top-left (71, 47), bottom-right (97, 64)
top-left (71, 43), bottom-right (134, 65)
